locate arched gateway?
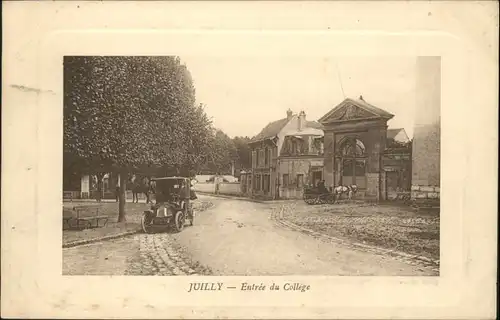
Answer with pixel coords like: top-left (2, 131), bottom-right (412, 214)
top-left (318, 96), bottom-right (395, 200)
top-left (337, 137), bottom-right (367, 189)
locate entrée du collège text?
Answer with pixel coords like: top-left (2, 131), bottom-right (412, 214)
top-left (187, 282), bottom-right (311, 293)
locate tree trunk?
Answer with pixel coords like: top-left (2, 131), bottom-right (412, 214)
top-left (96, 172), bottom-right (104, 202)
top-left (118, 171), bottom-right (127, 222)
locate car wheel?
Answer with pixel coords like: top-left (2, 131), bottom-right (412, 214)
top-left (172, 210), bottom-right (185, 233)
top-left (141, 212), bottom-right (154, 234)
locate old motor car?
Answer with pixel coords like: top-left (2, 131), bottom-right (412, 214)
top-left (141, 177), bottom-right (197, 233)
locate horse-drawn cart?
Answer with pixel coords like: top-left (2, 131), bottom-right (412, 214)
top-left (141, 177), bottom-right (197, 233)
top-left (302, 186), bottom-right (336, 205)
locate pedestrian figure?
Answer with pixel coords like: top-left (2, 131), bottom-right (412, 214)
top-left (214, 173), bottom-right (221, 195)
top-left (132, 181), bottom-right (141, 203)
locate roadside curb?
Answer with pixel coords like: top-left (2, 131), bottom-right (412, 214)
top-left (271, 211), bottom-right (440, 271)
top-left (63, 201), bottom-right (215, 249)
top-left (63, 229), bottom-right (141, 248)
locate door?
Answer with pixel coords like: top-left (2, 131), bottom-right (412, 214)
top-left (312, 171), bottom-right (322, 187)
top-left (339, 138), bottom-right (367, 188)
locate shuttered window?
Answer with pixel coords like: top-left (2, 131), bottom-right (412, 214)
top-left (282, 174), bottom-right (289, 187)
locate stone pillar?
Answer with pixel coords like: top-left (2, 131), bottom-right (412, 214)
top-left (380, 171), bottom-right (387, 200)
top-left (366, 129), bottom-right (385, 200)
top-left (323, 131), bottom-right (335, 189)
top-left (411, 56), bottom-right (441, 201)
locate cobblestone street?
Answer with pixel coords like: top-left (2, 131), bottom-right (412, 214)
top-left (63, 233), bottom-right (212, 276)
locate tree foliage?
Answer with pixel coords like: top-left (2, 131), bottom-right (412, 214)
top-left (64, 56), bottom-right (211, 171)
top-left (232, 136), bottom-right (252, 170)
top-left (64, 56), bottom-right (213, 220)
top-left (201, 129), bottom-right (238, 174)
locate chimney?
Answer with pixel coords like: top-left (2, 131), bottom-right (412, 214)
top-left (286, 109), bottom-right (293, 120)
top-left (298, 110), bottom-right (306, 131)
top-left (359, 95), bottom-right (364, 101)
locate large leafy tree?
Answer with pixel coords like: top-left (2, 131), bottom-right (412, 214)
top-left (200, 129), bottom-right (238, 175)
top-left (232, 136), bottom-right (252, 171)
top-left (64, 56), bottom-right (212, 221)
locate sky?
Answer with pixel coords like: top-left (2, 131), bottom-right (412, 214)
top-left (181, 56), bottom-right (417, 139)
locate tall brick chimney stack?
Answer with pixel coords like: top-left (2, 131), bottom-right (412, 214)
top-left (298, 110), bottom-right (306, 131)
top-left (286, 109), bottom-right (293, 120)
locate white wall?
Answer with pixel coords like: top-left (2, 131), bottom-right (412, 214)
top-left (192, 183), bottom-right (215, 193)
top-left (193, 182), bottom-right (242, 196)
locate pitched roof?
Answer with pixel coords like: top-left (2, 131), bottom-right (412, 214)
top-left (386, 128), bottom-right (404, 140)
top-left (250, 114), bottom-right (324, 143)
top-left (318, 97), bottom-right (394, 123)
top-left (250, 118), bottom-right (289, 142)
top-left (306, 121), bottom-right (324, 130)
top-left (353, 98), bottom-right (394, 118)
top-left (285, 127), bottom-right (324, 137)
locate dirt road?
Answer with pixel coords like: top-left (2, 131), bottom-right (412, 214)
top-left (170, 195), bottom-right (437, 276)
top-left (63, 195), bottom-right (437, 276)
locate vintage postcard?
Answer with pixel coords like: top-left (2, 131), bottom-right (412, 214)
top-left (2, 1), bottom-right (497, 319)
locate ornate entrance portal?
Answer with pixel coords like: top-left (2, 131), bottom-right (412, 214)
top-left (319, 96), bottom-right (395, 200)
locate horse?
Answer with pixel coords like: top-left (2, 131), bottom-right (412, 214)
top-left (332, 185), bottom-right (358, 201)
top-left (132, 177), bottom-right (154, 203)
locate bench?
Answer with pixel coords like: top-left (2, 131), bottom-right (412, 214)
top-left (63, 205), bottom-right (109, 230)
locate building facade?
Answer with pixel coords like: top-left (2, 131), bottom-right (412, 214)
top-left (278, 111), bottom-right (325, 199)
top-left (319, 96), bottom-right (398, 200)
top-left (246, 109), bottom-right (324, 199)
top-left (411, 56), bottom-right (441, 202)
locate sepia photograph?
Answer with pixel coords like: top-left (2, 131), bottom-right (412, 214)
top-left (62, 55), bottom-right (441, 277)
top-left (3, 1), bottom-right (497, 319)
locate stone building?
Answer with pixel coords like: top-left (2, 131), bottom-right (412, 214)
top-left (411, 56), bottom-right (441, 202)
top-left (246, 109), bottom-right (323, 199)
top-left (318, 96), bottom-right (401, 200)
top-left (278, 111), bottom-right (324, 199)
top-left (387, 128), bottom-right (410, 144)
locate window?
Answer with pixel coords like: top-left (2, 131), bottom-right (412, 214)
top-left (258, 149), bottom-right (265, 167)
top-left (297, 174), bottom-right (304, 188)
top-left (255, 150), bottom-right (259, 167)
top-left (342, 138), bottom-right (366, 157)
top-left (264, 148), bottom-right (269, 166)
top-left (282, 174), bottom-right (289, 187)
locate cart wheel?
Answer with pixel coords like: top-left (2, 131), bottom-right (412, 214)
top-left (303, 195), bottom-right (315, 205)
top-left (327, 194), bottom-right (336, 204)
top-left (190, 209), bottom-right (195, 226)
top-left (172, 210), bottom-right (186, 233)
top-left (141, 212), bottom-right (154, 234)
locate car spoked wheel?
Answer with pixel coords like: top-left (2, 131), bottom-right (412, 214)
top-left (141, 212), bottom-right (154, 234)
top-left (172, 211), bottom-right (186, 233)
